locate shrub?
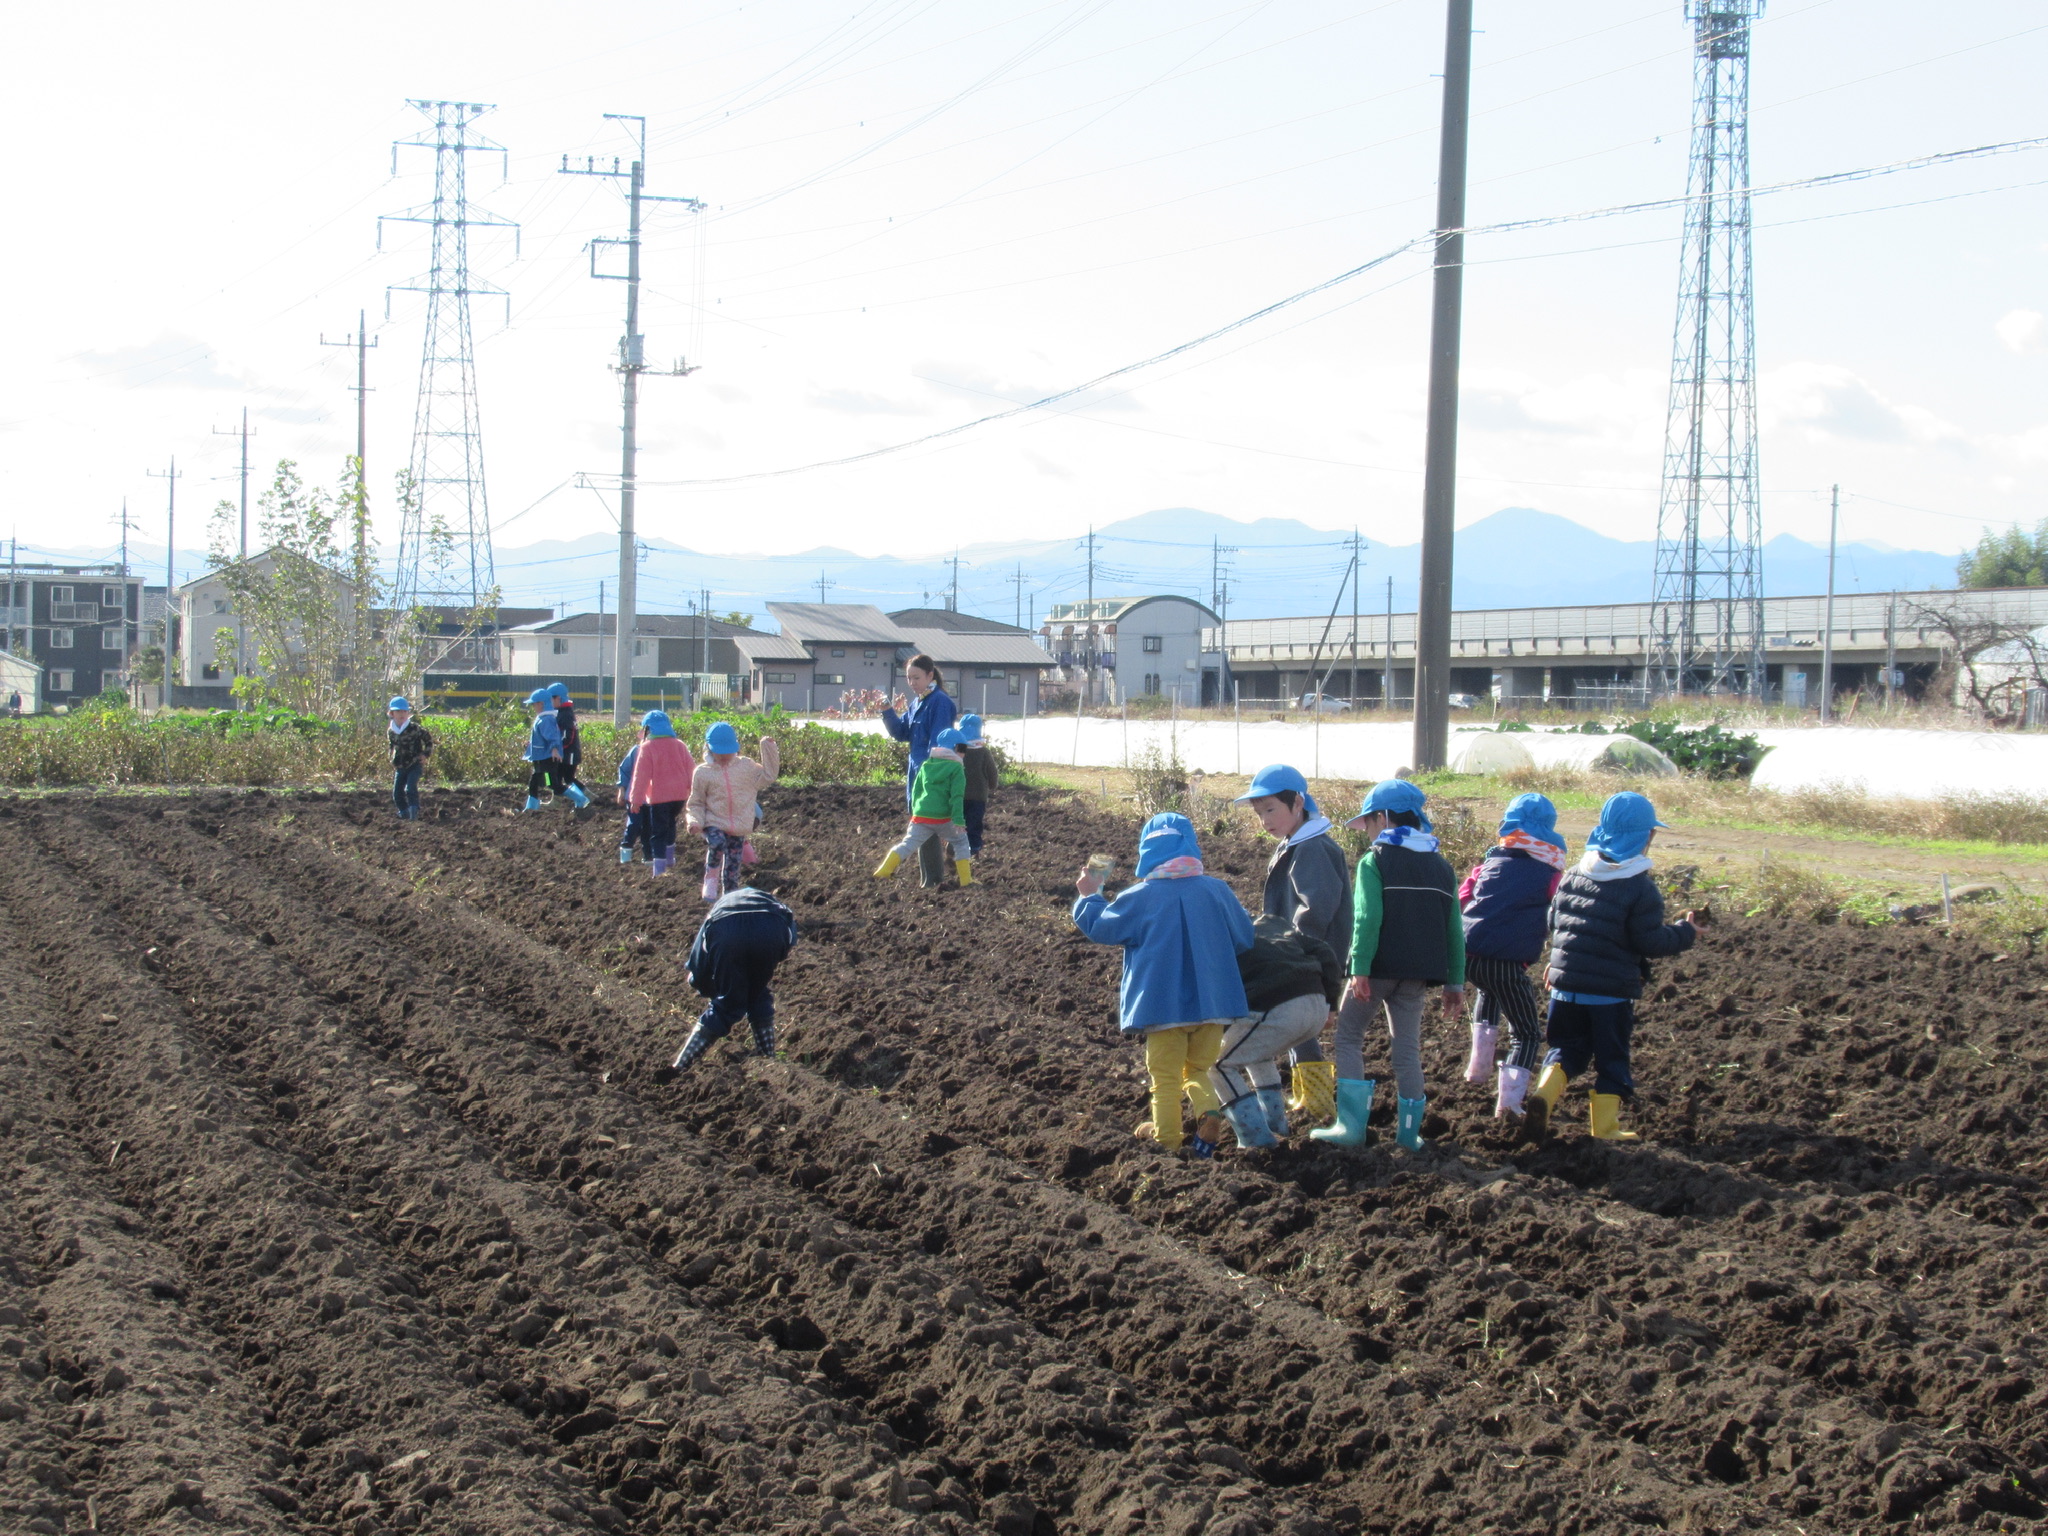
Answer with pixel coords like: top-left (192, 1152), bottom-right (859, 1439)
top-left (1619, 718), bottom-right (1766, 778)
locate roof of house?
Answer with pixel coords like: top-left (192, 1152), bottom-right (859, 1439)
top-left (418, 606), bottom-right (553, 630)
top-left (728, 630), bottom-right (814, 663)
top-left (886, 607), bottom-right (1032, 636)
top-left (897, 628), bottom-right (1053, 668)
top-left (765, 602), bottom-right (907, 646)
top-left (175, 548), bottom-right (357, 595)
top-left (509, 613), bottom-right (761, 638)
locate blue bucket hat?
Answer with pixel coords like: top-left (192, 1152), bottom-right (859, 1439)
top-left (1498, 791), bottom-right (1565, 850)
top-left (547, 682), bottom-right (570, 703)
top-left (525, 688), bottom-right (553, 705)
top-left (1586, 790), bottom-right (1670, 862)
top-left (641, 710), bottom-right (676, 738)
top-left (387, 697), bottom-right (412, 713)
top-left (1235, 763), bottom-right (1318, 820)
top-left (956, 712), bottom-right (985, 742)
top-left (705, 720), bottom-right (739, 754)
top-left (935, 726), bottom-right (966, 750)
top-left (1345, 778), bottom-right (1430, 832)
top-left (1135, 812), bottom-right (1202, 878)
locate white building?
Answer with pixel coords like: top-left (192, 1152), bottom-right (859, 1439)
top-left (175, 551), bottom-right (357, 687)
top-left (1042, 595), bottom-right (1228, 706)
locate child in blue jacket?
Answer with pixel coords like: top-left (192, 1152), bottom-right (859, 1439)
top-left (1459, 793), bottom-right (1568, 1121)
top-left (672, 888), bottom-right (799, 1071)
top-left (615, 741), bottom-right (642, 864)
top-left (1527, 791), bottom-right (1704, 1142)
top-left (520, 687), bottom-right (589, 814)
top-left (1073, 813), bottom-right (1256, 1155)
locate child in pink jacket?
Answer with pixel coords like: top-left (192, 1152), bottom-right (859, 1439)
top-left (628, 711), bottom-right (697, 877)
top-left (687, 721), bottom-right (780, 901)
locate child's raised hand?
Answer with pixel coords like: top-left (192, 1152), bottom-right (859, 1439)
top-left (1075, 868), bottom-right (1104, 896)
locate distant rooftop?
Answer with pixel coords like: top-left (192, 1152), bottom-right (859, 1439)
top-left (514, 613), bottom-right (761, 637)
top-left (766, 602), bottom-right (907, 646)
top-left (887, 607), bottom-right (1032, 636)
top-left (1046, 595), bottom-right (1219, 624)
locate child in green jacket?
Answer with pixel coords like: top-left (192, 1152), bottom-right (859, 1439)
top-left (874, 727), bottom-right (973, 886)
top-left (1312, 779), bottom-right (1465, 1151)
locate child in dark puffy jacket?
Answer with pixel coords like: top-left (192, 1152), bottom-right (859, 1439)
top-left (1527, 791), bottom-right (1705, 1143)
top-left (549, 682), bottom-right (585, 799)
top-left (1459, 793), bottom-right (1568, 1122)
top-left (671, 888), bottom-right (799, 1071)
top-left (955, 713), bottom-right (999, 857)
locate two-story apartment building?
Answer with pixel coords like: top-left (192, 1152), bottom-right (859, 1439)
top-left (0, 563), bottom-right (144, 708)
top-left (1042, 594), bottom-right (1228, 706)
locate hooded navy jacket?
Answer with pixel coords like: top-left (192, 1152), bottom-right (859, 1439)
top-left (1545, 858), bottom-right (1695, 1000)
top-left (687, 889), bottom-right (799, 998)
top-left (1461, 846), bottom-right (1562, 965)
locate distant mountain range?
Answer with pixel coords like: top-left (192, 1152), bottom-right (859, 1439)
top-left (21, 506), bottom-right (1962, 627)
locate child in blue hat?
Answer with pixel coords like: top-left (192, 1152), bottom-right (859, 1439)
top-left (521, 689), bottom-right (566, 811)
top-left (386, 697), bottom-right (434, 821)
top-left (672, 887), bottom-right (799, 1072)
top-left (687, 720), bottom-right (780, 900)
top-left (1458, 793), bottom-right (1568, 1121)
top-left (1314, 779), bottom-right (1464, 1152)
top-left (1073, 813), bottom-right (1256, 1155)
top-left (1526, 791), bottom-right (1704, 1142)
top-left (955, 713), bottom-right (998, 857)
top-left (1233, 762), bottom-right (1352, 1129)
top-left (626, 710), bottom-right (697, 876)
top-left (873, 726), bottom-right (973, 886)
top-left (548, 682), bottom-right (586, 802)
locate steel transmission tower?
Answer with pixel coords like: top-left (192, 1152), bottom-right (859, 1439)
top-left (1651, 3), bottom-right (1765, 699)
top-left (383, 100), bottom-right (517, 612)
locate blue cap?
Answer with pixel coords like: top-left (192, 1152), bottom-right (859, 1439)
top-left (1346, 778), bottom-right (1429, 829)
top-left (935, 726), bottom-right (966, 750)
top-left (641, 710), bottom-right (676, 738)
top-left (387, 697), bottom-right (412, 712)
top-left (1498, 792), bottom-right (1565, 851)
top-left (1235, 763), bottom-right (1318, 820)
top-left (1586, 791), bottom-right (1670, 862)
top-left (548, 682), bottom-right (569, 702)
top-left (525, 688), bottom-right (553, 705)
top-left (956, 713), bottom-right (984, 741)
top-left (705, 720), bottom-right (739, 754)
top-left (1135, 812), bottom-right (1202, 878)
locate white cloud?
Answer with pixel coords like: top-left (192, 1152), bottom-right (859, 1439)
top-left (1764, 363), bottom-right (1959, 446)
top-left (74, 332), bottom-right (249, 391)
top-left (1996, 309), bottom-right (2048, 356)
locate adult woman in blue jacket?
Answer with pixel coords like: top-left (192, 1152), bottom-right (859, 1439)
top-left (880, 653), bottom-right (956, 886)
top-left (1459, 793), bottom-right (1568, 1121)
top-left (1074, 813), bottom-right (1256, 1155)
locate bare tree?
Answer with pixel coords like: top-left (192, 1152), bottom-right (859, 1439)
top-left (1904, 597), bottom-right (2048, 724)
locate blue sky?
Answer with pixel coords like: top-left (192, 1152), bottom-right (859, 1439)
top-left (5, 1), bottom-right (2044, 599)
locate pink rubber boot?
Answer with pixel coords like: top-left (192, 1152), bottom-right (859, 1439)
top-left (1464, 1021), bottom-right (1499, 1084)
top-left (1495, 1064), bottom-right (1532, 1118)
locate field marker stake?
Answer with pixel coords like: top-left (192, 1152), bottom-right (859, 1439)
top-left (1940, 873), bottom-right (1953, 924)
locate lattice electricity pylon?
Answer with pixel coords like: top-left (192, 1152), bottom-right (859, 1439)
top-left (1650, 3), bottom-right (1766, 699)
top-left (381, 100), bottom-right (518, 613)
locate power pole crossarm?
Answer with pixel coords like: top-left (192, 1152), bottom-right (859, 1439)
top-left (561, 113), bottom-right (705, 727)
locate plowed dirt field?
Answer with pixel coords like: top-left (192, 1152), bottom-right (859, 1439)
top-left (0, 785), bottom-right (2043, 1536)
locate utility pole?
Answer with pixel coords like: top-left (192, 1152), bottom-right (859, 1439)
top-left (597, 579), bottom-right (607, 718)
top-left (1083, 526), bottom-right (1097, 706)
top-left (322, 313), bottom-right (378, 688)
top-left (148, 458), bottom-right (182, 679)
top-left (1009, 564), bottom-right (1030, 630)
top-left (561, 114), bottom-right (704, 726)
top-left (815, 571), bottom-right (835, 604)
top-left (212, 409), bottom-right (256, 561)
top-left (1819, 484), bottom-right (1839, 720)
top-left (1349, 528), bottom-right (1363, 704)
top-left (1385, 576), bottom-right (1395, 710)
top-left (1413, 0), bottom-right (1474, 771)
top-left (946, 552), bottom-right (962, 612)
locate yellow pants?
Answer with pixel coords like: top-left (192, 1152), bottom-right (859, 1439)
top-left (1144, 1023), bottom-right (1225, 1149)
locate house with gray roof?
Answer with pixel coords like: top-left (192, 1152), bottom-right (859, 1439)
top-left (764, 602), bottom-right (1051, 713)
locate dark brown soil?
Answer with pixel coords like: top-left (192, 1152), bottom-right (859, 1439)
top-left (0, 783), bottom-right (2043, 1536)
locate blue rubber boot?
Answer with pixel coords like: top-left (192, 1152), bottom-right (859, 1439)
top-left (619, 847), bottom-right (634, 865)
top-left (1256, 1086), bottom-right (1290, 1139)
top-left (1221, 1095), bottom-right (1277, 1150)
top-left (1310, 1078), bottom-right (1375, 1146)
top-left (564, 783), bottom-right (591, 810)
top-left (1396, 1096), bottom-right (1427, 1151)
top-left (523, 795), bottom-right (544, 812)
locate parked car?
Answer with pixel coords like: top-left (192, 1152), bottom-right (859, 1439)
top-left (1296, 693), bottom-right (1353, 711)
top-left (1447, 692), bottom-right (1479, 710)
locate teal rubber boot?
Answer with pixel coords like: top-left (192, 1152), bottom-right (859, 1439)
top-left (565, 783), bottom-right (591, 810)
top-left (523, 795), bottom-right (544, 812)
top-left (1222, 1095), bottom-right (1278, 1150)
top-left (1255, 1086), bottom-right (1290, 1139)
top-left (1310, 1078), bottom-right (1375, 1146)
top-left (1396, 1096), bottom-right (1427, 1151)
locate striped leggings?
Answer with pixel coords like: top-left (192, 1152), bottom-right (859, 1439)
top-left (1467, 953), bottom-right (1544, 1070)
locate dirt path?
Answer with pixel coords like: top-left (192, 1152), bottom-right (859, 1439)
top-left (0, 786), bottom-right (2042, 1535)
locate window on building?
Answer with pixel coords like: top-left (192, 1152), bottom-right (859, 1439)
top-left (815, 673), bottom-right (845, 686)
top-left (102, 587), bottom-right (121, 608)
top-left (1142, 635), bottom-right (1163, 653)
top-left (50, 628), bottom-right (73, 649)
top-left (633, 640), bottom-right (648, 657)
top-left (48, 670), bottom-right (73, 692)
top-left (763, 671), bottom-right (798, 685)
top-left (1008, 672), bottom-right (1021, 695)
top-left (830, 647), bottom-right (845, 657)
top-left (102, 628), bottom-right (124, 652)
top-left (1143, 673), bottom-right (1161, 695)
top-left (50, 586), bottom-right (72, 605)
top-left (550, 638), bottom-right (568, 656)
top-left (201, 664), bottom-right (221, 680)
top-left (863, 648), bottom-right (877, 659)
top-left (212, 598), bottom-right (228, 613)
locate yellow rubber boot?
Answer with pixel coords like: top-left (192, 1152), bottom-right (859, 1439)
top-left (954, 858), bottom-right (973, 887)
top-left (873, 850), bottom-right (903, 878)
top-left (1290, 1060), bottom-right (1337, 1126)
top-left (1588, 1092), bottom-right (1639, 1141)
top-left (1522, 1063), bottom-right (1568, 1142)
